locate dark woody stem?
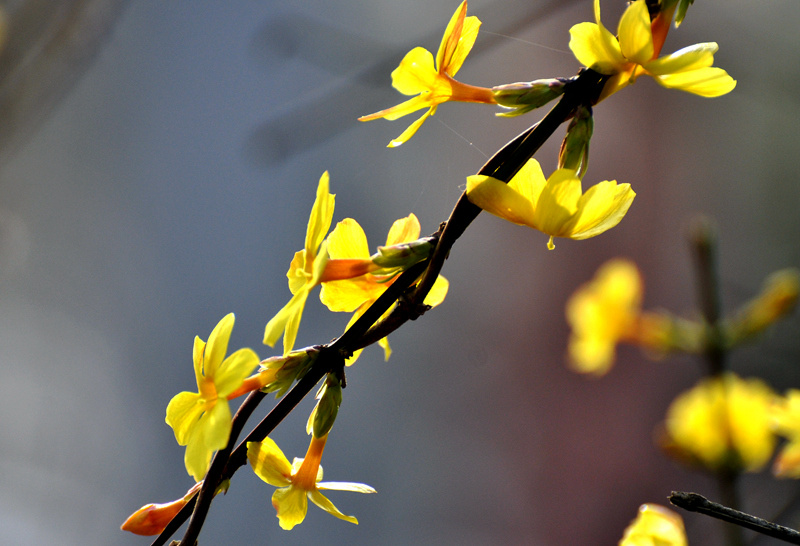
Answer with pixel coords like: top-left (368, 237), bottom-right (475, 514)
top-left (670, 492), bottom-right (800, 545)
top-left (689, 218), bottom-right (743, 546)
top-left (158, 68), bottom-right (608, 546)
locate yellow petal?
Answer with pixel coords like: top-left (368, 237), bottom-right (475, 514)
top-left (248, 438), bottom-right (294, 487)
top-left (385, 214), bottom-right (421, 246)
top-left (273, 486), bottom-right (308, 530)
top-left (568, 180), bottom-right (635, 239)
top-left (165, 391), bottom-right (203, 445)
top-left (204, 313), bottom-right (234, 378)
top-left (214, 348), bottom-right (260, 396)
top-left (530, 169), bottom-right (582, 237)
top-left (192, 335), bottom-right (206, 390)
top-left (569, 22), bottom-right (623, 74)
top-left (378, 336), bottom-right (392, 361)
top-left (507, 158), bottom-right (547, 206)
top-left (305, 172), bottom-right (335, 259)
top-left (392, 47), bottom-right (438, 96)
top-left (388, 108), bottom-right (434, 147)
top-left (423, 275), bottom-right (449, 308)
top-left (358, 93), bottom-right (432, 122)
top-left (436, 1), bottom-right (467, 73)
top-left (317, 481), bottom-right (377, 494)
top-left (308, 489), bottom-right (359, 525)
top-left (444, 15), bottom-right (481, 76)
top-left (645, 42), bottom-right (717, 75)
top-left (620, 504), bottom-right (687, 546)
top-left (466, 174), bottom-right (535, 226)
top-left (320, 276), bottom-right (380, 313)
top-left (263, 288), bottom-right (309, 353)
top-left (618, 0), bottom-right (654, 65)
top-left (327, 218), bottom-right (370, 260)
top-left (654, 67), bottom-right (736, 97)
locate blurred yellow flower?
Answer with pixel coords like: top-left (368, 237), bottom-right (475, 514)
top-left (166, 314), bottom-right (260, 481)
top-left (566, 259), bottom-right (642, 375)
top-left (569, 0), bottom-right (736, 101)
top-left (663, 373), bottom-right (776, 472)
top-left (248, 435), bottom-right (376, 530)
top-left (619, 504), bottom-right (687, 546)
top-left (772, 389), bottom-right (800, 478)
top-left (466, 159), bottom-right (635, 250)
top-left (358, 1), bottom-right (495, 147)
top-left (320, 214), bottom-right (448, 364)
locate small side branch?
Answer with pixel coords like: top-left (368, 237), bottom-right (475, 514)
top-left (669, 491), bottom-right (800, 545)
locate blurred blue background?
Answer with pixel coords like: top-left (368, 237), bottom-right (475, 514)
top-left (0, 0), bottom-right (798, 544)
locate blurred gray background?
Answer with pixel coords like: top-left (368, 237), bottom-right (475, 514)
top-left (0, 0), bottom-right (798, 544)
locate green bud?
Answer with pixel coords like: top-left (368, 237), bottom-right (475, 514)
top-left (492, 78), bottom-right (566, 118)
top-left (372, 237), bottom-right (436, 270)
top-left (260, 348), bottom-right (318, 398)
top-left (558, 105), bottom-right (593, 178)
top-left (309, 374), bottom-right (343, 438)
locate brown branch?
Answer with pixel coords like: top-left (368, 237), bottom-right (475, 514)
top-left (670, 491), bottom-right (800, 545)
top-left (154, 68), bottom-right (609, 545)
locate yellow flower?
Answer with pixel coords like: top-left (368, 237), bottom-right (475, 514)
top-left (358, 1), bottom-right (495, 147)
top-left (248, 435), bottom-right (376, 530)
top-left (566, 259), bottom-right (642, 375)
top-left (663, 373), bottom-right (776, 473)
top-left (166, 313), bottom-right (260, 481)
top-left (264, 172), bottom-right (384, 354)
top-left (619, 504), bottom-right (687, 546)
top-left (320, 213), bottom-right (449, 364)
top-left (771, 390), bottom-right (800, 478)
top-left (264, 172), bottom-right (334, 354)
top-left (569, 0), bottom-right (736, 102)
top-left (466, 158), bottom-right (635, 250)
top-left (121, 482), bottom-right (202, 536)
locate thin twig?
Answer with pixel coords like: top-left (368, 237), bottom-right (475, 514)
top-left (670, 492), bottom-right (800, 545)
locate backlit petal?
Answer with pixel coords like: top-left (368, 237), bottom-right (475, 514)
top-left (199, 398), bottom-right (232, 452)
top-left (466, 174), bottom-right (536, 226)
top-left (531, 169), bottom-right (582, 237)
top-left (436, 1), bottom-right (467, 73)
top-left (248, 438), bottom-right (294, 487)
top-left (393, 47), bottom-right (438, 96)
top-left (204, 313), bottom-right (234, 378)
top-left (273, 486), bottom-right (308, 530)
top-left (423, 275), bottom-right (449, 308)
top-left (569, 181), bottom-right (635, 239)
top-left (654, 67), bottom-right (736, 97)
top-left (385, 214), bottom-right (421, 246)
top-left (645, 42), bottom-right (717, 75)
top-left (308, 490), bottom-right (359, 525)
top-left (165, 391), bottom-right (203, 445)
top-left (569, 22), bottom-right (624, 74)
top-left (305, 172), bottom-right (335, 259)
top-left (327, 219), bottom-right (370, 260)
top-left (388, 108), bottom-right (434, 148)
top-left (445, 16), bottom-right (481, 76)
top-left (618, 0), bottom-right (653, 65)
top-left (214, 348), bottom-right (260, 396)
top-left (508, 158), bottom-right (547, 206)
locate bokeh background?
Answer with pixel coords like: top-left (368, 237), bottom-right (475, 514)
top-left (0, 0), bottom-right (798, 544)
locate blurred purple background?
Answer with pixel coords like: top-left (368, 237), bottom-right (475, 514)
top-left (0, 1), bottom-right (798, 544)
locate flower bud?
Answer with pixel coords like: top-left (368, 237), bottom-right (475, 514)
top-left (492, 78), bottom-right (566, 117)
top-left (261, 348), bottom-right (318, 398)
top-left (307, 374), bottom-right (343, 438)
top-left (558, 105), bottom-right (593, 178)
top-left (371, 236), bottom-right (436, 271)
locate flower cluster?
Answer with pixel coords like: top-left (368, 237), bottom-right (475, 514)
top-left (122, 1), bottom-right (791, 544)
